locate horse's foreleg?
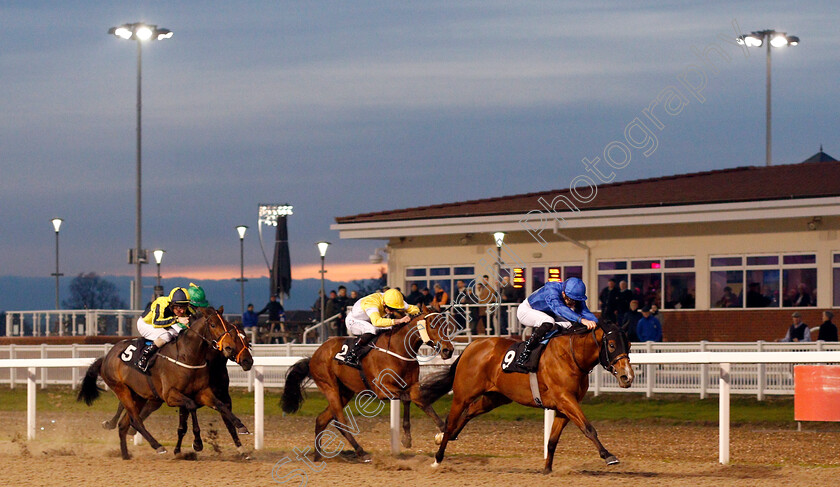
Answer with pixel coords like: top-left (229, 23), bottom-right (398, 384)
top-left (543, 412), bottom-right (571, 474)
top-left (558, 396), bottom-right (618, 465)
top-left (432, 395), bottom-right (472, 467)
top-left (174, 407), bottom-right (189, 454)
top-left (194, 388), bottom-right (249, 436)
top-left (450, 393), bottom-right (510, 441)
top-left (408, 382), bottom-right (445, 432)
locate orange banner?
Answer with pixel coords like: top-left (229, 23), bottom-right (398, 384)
top-left (794, 365), bottom-right (840, 422)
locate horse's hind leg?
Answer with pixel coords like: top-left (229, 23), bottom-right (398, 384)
top-left (450, 393), bottom-right (510, 441)
top-left (103, 403), bottom-right (124, 430)
top-left (401, 400), bottom-right (412, 448)
top-left (111, 385), bottom-right (164, 458)
top-left (313, 407), bottom-right (334, 461)
top-left (190, 409), bottom-right (204, 452)
top-left (543, 412), bottom-right (571, 474)
top-left (558, 395), bottom-right (618, 465)
top-left (324, 386), bottom-right (367, 460)
top-left (432, 394), bottom-right (472, 467)
top-left (407, 382), bottom-right (445, 432)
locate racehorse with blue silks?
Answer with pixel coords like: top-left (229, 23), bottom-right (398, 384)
top-left (419, 320), bottom-right (634, 474)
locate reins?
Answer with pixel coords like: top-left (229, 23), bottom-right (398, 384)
top-left (178, 310), bottom-right (248, 366)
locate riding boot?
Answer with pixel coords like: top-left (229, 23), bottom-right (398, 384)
top-left (343, 333), bottom-right (376, 369)
top-left (515, 322), bottom-right (554, 369)
top-left (136, 344), bottom-right (159, 373)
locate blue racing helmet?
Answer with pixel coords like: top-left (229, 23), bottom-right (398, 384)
top-left (563, 277), bottom-right (587, 301)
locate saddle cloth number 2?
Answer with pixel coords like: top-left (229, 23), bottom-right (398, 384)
top-left (335, 344), bottom-right (349, 361)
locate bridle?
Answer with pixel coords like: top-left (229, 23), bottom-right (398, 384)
top-left (183, 310), bottom-right (250, 364)
top-left (569, 325), bottom-right (629, 375)
top-left (598, 326), bottom-right (630, 375)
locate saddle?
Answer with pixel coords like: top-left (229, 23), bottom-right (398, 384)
top-left (501, 327), bottom-right (561, 373)
top-left (120, 337), bottom-right (155, 374)
top-left (334, 337), bottom-right (374, 366)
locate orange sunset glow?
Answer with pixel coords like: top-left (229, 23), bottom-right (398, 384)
top-left (158, 262), bottom-right (386, 282)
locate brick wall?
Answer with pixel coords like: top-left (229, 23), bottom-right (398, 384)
top-left (656, 309), bottom-right (828, 342)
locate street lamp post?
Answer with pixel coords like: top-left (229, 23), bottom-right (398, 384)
top-left (108, 22), bottom-right (173, 309)
top-left (51, 218), bottom-right (64, 309)
top-left (317, 242), bottom-right (331, 324)
top-left (236, 225), bottom-right (248, 315)
top-left (736, 30), bottom-right (799, 167)
top-left (152, 249), bottom-right (165, 298)
top-left (493, 232), bottom-right (506, 335)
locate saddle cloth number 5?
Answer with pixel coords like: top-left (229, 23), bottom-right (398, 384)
top-left (121, 345), bottom-right (137, 362)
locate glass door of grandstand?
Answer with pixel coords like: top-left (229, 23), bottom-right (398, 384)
top-left (511, 264), bottom-right (584, 298)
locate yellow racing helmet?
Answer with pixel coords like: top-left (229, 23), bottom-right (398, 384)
top-left (383, 288), bottom-right (405, 310)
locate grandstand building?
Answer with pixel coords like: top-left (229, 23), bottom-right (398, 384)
top-left (333, 151), bottom-right (840, 341)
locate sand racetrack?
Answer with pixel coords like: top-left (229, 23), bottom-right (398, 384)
top-left (3, 409), bottom-right (839, 487)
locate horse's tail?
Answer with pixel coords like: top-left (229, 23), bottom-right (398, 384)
top-left (418, 354), bottom-right (461, 405)
top-left (280, 357), bottom-right (311, 414)
top-left (77, 357), bottom-right (105, 406)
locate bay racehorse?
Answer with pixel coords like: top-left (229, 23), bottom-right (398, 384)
top-left (281, 308), bottom-right (455, 460)
top-left (420, 321), bottom-right (634, 473)
top-left (78, 306), bottom-right (251, 459)
top-left (101, 313), bottom-right (254, 456)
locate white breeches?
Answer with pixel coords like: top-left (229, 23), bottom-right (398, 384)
top-left (345, 316), bottom-right (390, 336)
top-left (516, 300), bottom-right (572, 329)
top-left (136, 317), bottom-right (182, 343)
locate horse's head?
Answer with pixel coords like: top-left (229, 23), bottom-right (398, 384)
top-left (199, 306), bottom-right (253, 371)
top-left (598, 321), bottom-right (634, 388)
top-left (411, 306), bottom-right (456, 361)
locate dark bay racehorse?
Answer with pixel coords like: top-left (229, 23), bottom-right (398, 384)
top-left (101, 313), bottom-right (254, 456)
top-left (281, 309), bottom-right (455, 460)
top-left (420, 321), bottom-right (634, 473)
top-left (78, 306), bottom-right (251, 459)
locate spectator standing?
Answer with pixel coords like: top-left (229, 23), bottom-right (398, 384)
top-left (334, 286), bottom-right (350, 336)
top-left (817, 311), bottom-right (838, 342)
top-left (598, 279), bottom-right (620, 324)
top-left (348, 290), bottom-right (360, 306)
top-left (405, 283), bottom-right (423, 306)
top-left (475, 275), bottom-right (494, 334)
top-left (636, 306), bottom-right (663, 342)
top-left (324, 290), bottom-right (340, 338)
top-left (779, 312), bottom-right (811, 342)
top-left (419, 287), bottom-right (433, 307)
top-left (499, 275), bottom-right (518, 335)
top-left (432, 283), bottom-right (449, 309)
top-left (257, 294), bottom-right (285, 342)
top-left (620, 299), bottom-right (642, 342)
top-left (616, 280), bottom-right (634, 323)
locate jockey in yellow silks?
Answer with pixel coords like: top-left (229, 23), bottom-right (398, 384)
top-left (342, 289), bottom-right (419, 368)
top-left (135, 283), bottom-right (208, 372)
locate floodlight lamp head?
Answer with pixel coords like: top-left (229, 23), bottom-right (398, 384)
top-left (51, 218), bottom-right (63, 233)
top-left (317, 241), bottom-right (331, 258)
top-left (153, 249), bottom-right (165, 264)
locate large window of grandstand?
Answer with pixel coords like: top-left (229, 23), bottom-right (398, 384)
top-left (596, 258), bottom-right (696, 310)
top-left (710, 253), bottom-right (817, 308)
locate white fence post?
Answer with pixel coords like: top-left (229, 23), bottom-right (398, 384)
top-left (9, 344), bottom-right (15, 390)
top-left (700, 340), bottom-right (708, 399)
top-left (390, 399), bottom-right (400, 454)
top-left (719, 362), bottom-right (731, 464)
top-left (254, 366), bottom-right (264, 450)
top-left (27, 367), bottom-right (36, 440)
top-left (71, 344), bottom-right (79, 390)
top-left (757, 341), bottom-right (766, 401)
top-left (40, 344), bottom-right (47, 389)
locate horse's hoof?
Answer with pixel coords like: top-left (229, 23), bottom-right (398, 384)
top-left (605, 455), bottom-right (619, 465)
top-left (156, 446), bottom-right (168, 455)
top-left (434, 432), bottom-right (444, 445)
top-left (101, 420), bottom-right (115, 430)
top-left (193, 439), bottom-right (204, 452)
top-left (401, 436), bottom-right (412, 448)
top-left (236, 426), bottom-right (250, 435)
top-left (431, 461), bottom-right (440, 469)
top-left (542, 468), bottom-right (552, 475)
top-left (174, 448), bottom-right (181, 455)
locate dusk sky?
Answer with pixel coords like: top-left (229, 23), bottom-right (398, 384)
top-left (2, 1), bottom-right (838, 284)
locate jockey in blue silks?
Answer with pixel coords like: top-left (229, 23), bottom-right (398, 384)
top-left (514, 277), bottom-right (597, 368)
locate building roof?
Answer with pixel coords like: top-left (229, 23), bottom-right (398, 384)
top-left (336, 152), bottom-right (840, 224)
